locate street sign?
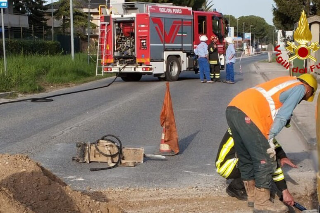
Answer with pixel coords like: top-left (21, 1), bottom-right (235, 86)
top-left (244, 33), bottom-right (251, 40)
top-left (228, 27), bottom-right (234, 38)
top-left (0, 0), bottom-right (7, 8)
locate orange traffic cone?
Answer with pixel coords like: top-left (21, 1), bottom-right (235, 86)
top-left (158, 127), bottom-right (175, 156)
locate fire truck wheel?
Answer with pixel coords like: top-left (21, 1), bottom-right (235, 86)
top-left (165, 56), bottom-right (181, 81)
top-left (121, 74), bottom-right (142, 82)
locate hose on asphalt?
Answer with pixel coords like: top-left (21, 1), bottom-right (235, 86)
top-left (0, 64), bottom-right (128, 106)
top-left (90, 134), bottom-right (123, 172)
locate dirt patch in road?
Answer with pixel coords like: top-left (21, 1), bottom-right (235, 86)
top-left (0, 154), bottom-right (317, 213)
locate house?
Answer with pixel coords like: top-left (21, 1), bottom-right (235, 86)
top-left (0, 0), bottom-right (29, 38)
top-left (0, 0), bottom-right (28, 28)
top-left (45, 0), bottom-right (105, 37)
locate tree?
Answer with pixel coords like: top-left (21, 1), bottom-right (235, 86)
top-left (54, 0), bottom-right (95, 38)
top-left (53, 0), bottom-right (69, 34)
top-left (126, 0), bottom-right (206, 10)
top-left (202, 0), bottom-right (214, 11)
top-left (225, 15), bottom-right (271, 42)
top-left (13, 0), bottom-right (48, 29)
top-left (310, 0), bottom-right (320, 15)
top-left (272, 0), bottom-right (314, 31)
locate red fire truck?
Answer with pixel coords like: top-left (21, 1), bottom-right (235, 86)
top-left (96, 2), bottom-right (228, 81)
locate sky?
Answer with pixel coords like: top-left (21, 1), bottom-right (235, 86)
top-left (210, 0), bottom-right (275, 25)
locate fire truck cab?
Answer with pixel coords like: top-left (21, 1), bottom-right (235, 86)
top-left (97, 2), bottom-right (227, 81)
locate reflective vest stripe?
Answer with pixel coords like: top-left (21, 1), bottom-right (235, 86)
top-left (221, 158), bottom-right (238, 178)
top-left (272, 167), bottom-right (284, 182)
top-left (273, 173), bottom-right (285, 182)
top-left (273, 139), bottom-right (281, 148)
top-left (217, 158), bottom-right (233, 173)
top-left (217, 158), bottom-right (238, 178)
top-left (273, 167), bottom-right (282, 175)
top-left (216, 137), bottom-right (234, 169)
top-left (253, 79), bottom-right (300, 120)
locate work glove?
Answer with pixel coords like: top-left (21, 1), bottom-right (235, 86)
top-left (266, 138), bottom-right (276, 159)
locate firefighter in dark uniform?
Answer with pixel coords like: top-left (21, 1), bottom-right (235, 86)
top-left (215, 126), bottom-right (296, 207)
top-left (208, 35), bottom-right (221, 81)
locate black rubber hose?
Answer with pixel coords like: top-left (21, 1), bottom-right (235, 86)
top-left (0, 64), bottom-right (128, 106)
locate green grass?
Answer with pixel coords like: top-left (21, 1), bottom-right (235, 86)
top-left (0, 53), bottom-right (113, 94)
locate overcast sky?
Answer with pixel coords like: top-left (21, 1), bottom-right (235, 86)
top-left (210, 0), bottom-right (275, 25)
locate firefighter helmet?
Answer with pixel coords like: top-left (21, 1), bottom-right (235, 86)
top-left (200, 35), bottom-right (208, 42)
top-left (211, 35), bottom-right (218, 41)
top-left (297, 73), bottom-right (318, 102)
top-left (225, 37), bottom-right (234, 44)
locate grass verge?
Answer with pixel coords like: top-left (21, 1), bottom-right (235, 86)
top-left (0, 53), bottom-right (113, 94)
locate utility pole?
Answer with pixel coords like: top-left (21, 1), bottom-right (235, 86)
top-left (250, 25), bottom-right (253, 55)
top-left (87, 0), bottom-right (91, 64)
top-left (70, 0), bottom-right (74, 60)
top-left (250, 25), bottom-right (253, 48)
top-left (242, 22), bottom-right (245, 50)
top-left (51, 0), bottom-right (54, 41)
top-left (237, 19), bottom-right (239, 37)
top-left (242, 22), bottom-right (245, 38)
top-left (236, 18), bottom-right (239, 49)
top-left (273, 27), bottom-right (276, 46)
top-left (1, 8), bottom-right (6, 75)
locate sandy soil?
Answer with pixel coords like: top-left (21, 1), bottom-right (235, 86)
top-left (0, 154), bottom-right (317, 213)
top-left (0, 154), bottom-right (122, 213)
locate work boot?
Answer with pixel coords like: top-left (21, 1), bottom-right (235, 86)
top-left (243, 180), bottom-right (255, 207)
top-left (226, 178), bottom-right (247, 201)
top-left (254, 187), bottom-right (288, 213)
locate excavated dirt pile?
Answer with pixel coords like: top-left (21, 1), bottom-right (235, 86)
top-left (0, 154), bottom-right (123, 213)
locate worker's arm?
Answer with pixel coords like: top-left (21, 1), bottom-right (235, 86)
top-left (282, 189), bottom-right (294, 206)
top-left (268, 85), bottom-right (306, 139)
top-left (194, 47), bottom-right (199, 55)
top-left (273, 139), bottom-right (296, 206)
top-left (208, 43), bottom-right (214, 53)
top-left (273, 138), bottom-right (286, 158)
top-left (273, 157), bottom-right (295, 206)
top-left (229, 45), bottom-right (235, 60)
top-left (274, 139), bottom-right (297, 167)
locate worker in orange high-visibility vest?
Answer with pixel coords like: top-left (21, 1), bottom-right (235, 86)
top-left (225, 74), bottom-right (317, 213)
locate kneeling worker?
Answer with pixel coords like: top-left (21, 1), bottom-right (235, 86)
top-left (216, 128), bottom-right (297, 208)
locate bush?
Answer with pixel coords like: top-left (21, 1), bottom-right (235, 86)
top-left (0, 40), bottom-right (62, 56)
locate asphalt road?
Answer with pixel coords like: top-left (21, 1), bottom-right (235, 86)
top-left (0, 53), bottom-right (315, 194)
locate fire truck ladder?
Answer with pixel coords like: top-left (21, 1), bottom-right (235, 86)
top-left (95, 22), bottom-right (109, 76)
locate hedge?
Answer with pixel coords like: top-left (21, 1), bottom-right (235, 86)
top-left (0, 40), bottom-right (62, 56)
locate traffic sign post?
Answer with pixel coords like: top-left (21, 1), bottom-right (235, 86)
top-left (0, 0), bottom-right (7, 75)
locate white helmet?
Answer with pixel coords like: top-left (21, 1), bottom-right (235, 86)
top-left (225, 37), bottom-right (234, 44)
top-left (200, 35), bottom-right (208, 42)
